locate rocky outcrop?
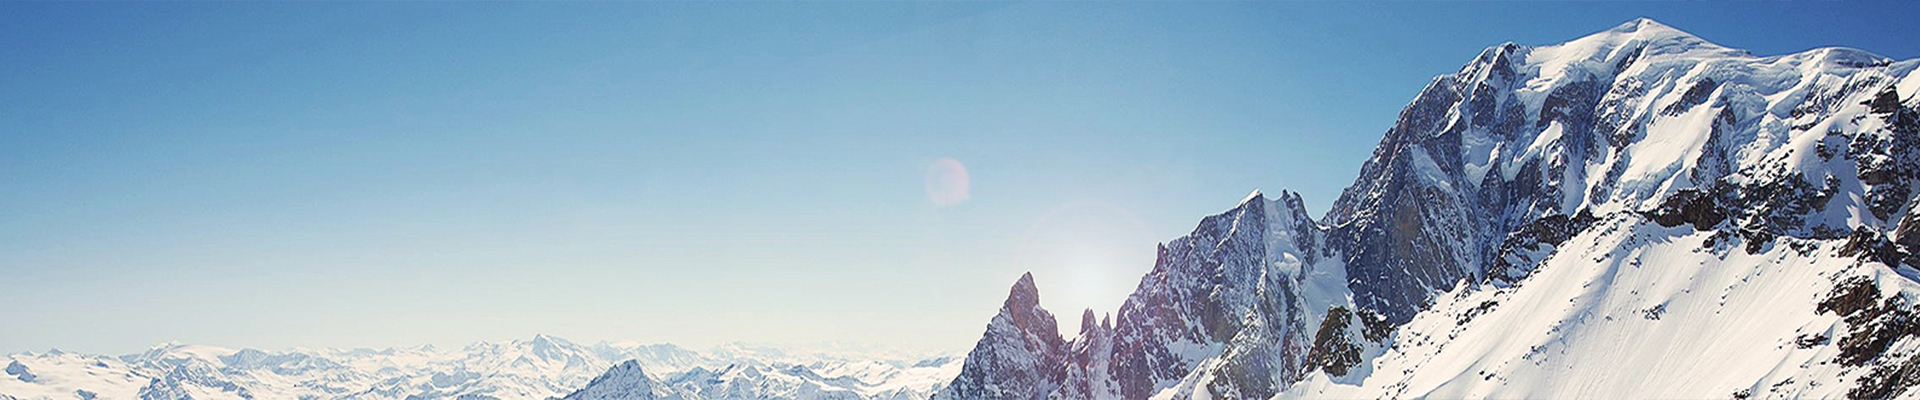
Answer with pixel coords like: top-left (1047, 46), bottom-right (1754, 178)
top-left (935, 273), bottom-right (1066, 400)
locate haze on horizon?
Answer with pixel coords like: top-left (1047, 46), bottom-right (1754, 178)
top-left (5, 1), bottom-right (1919, 356)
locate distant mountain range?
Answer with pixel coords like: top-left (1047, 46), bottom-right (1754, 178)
top-left (1, 336), bottom-right (959, 400)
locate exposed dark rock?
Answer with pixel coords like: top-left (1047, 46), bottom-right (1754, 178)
top-left (1815, 275), bottom-right (1920, 400)
top-left (1304, 307), bottom-right (1362, 377)
top-left (1645, 189), bottom-right (1725, 231)
top-left (1868, 86), bottom-right (1904, 114)
top-left (939, 273), bottom-right (1067, 400)
top-left (1100, 193), bottom-right (1314, 400)
top-left (1458, 300), bottom-right (1500, 326)
top-left (1819, 277), bottom-right (1879, 317)
top-left (1663, 78), bottom-right (1720, 116)
top-left (1853, 355), bottom-right (1920, 400)
top-left (1490, 210), bottom-right (1602, 282)
top-left (1895, 196), bottom-right (1920, 249)
top-left (1838, 227), bottom-right (1915, 268)
top-left (1325, 69), bottom-right (1481, 325)
top-left (1356, 308), bottom-right (1394, 343)
top-left (1795, 333), bottom-right (1829, 349)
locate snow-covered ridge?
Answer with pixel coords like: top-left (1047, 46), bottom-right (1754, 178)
top-left (942, 18), bottom-right (1920, 400)
top-left (0, 336), bottom-right (961, 400)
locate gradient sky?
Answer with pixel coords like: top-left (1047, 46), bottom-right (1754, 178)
top-left (5, 1), bottom-right (1920, 356)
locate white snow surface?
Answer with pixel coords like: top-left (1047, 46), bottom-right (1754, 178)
top-left (1280, 216), bottom-right (1920, 400)
top-left (1464, 18), bottom-right (1917, 215)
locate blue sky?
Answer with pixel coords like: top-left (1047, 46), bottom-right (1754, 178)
top-left (5, 2), bottom-right (1919, 355)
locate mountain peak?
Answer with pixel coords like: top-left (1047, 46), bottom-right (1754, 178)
top-left (995, 272), bottom-right (1057, 339)
top-left (1544, 17), bottom-right (1740, 62)
top-left (1009, 272), bottom-right (1038, 306)
top-left (939, 273), bottom-right (1067, 400)
top-left (1597, 17), bottom-right (1698, 43)
top-left (559, 359), bottom-right (674, 400)
top-left (527, 334), bottom-right (577, 350)
top-left (1000, 274), bottom-right (1055, 337)
top-left (1612, 17), bottom-right (1674, 34)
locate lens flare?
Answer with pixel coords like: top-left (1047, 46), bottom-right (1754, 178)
top-left (925, 158), bottom-right (970, 207)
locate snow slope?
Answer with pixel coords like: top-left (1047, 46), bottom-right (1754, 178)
top-left (1285, 216), bottom-right (1920, 399)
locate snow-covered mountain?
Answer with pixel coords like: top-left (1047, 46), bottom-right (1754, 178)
top-left (0, 336), bottom-right (960, 400)
top-left (940, 18), bottom-right (1920, 400)
top-left (557, 361), bottom-right (681, 400)
top-left (557, 353), bottom-right (962, 400)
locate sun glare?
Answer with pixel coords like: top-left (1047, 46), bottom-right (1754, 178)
top-left (1013, 201), bottom-right (1157, 332)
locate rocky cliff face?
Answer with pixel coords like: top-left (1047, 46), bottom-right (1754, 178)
top-left (944, 191), bottom-right (1344, 400)
top-left (942, 18), bottom-right (1920, 400)
top-left (936, 273), bottom-right (1066, 400)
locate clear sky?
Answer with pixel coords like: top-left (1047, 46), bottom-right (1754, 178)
top-left (5, 1), bottom-right (1919, 356)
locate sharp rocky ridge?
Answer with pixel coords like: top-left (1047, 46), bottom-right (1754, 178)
top-left (940, 18), bottom-right (1920, 400)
